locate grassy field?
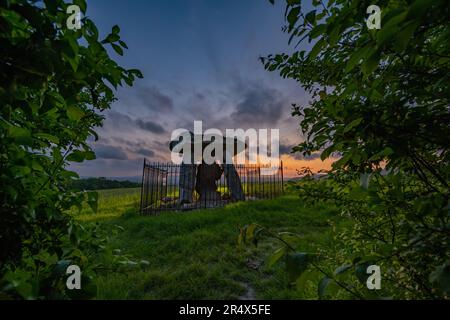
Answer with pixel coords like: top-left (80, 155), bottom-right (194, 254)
top-left (76, 188), bottom-right (349, 299)
top-left (72, 188), bottom-right (141, 221)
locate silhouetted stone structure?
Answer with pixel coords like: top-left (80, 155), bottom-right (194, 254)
top-left (140, 161), bottom-right (284, 215)
top-left (169, 133), bottom-right (246, 205)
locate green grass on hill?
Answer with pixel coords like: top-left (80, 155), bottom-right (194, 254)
top-left (71, 188), bottom-right (141, 221)
top-left (75, 188), bottom-right (349, 299)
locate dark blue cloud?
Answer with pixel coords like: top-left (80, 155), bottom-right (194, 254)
top-left (134, 148), bottom-right (155, 158)
top-left (135, 119), bottom-right (166, 134)
top-left (136, 86), bottom-right (174, 112)
top-left (95, 144), bottom-right (128, 160)
top-left (230, 81), bottom-right (287, 127)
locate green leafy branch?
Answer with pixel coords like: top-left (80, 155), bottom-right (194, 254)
top-left (238, 223), bottom-right (366, 299)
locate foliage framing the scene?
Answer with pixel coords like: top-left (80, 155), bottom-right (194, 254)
top-left (0, 0), bottom-right (142, 299)
top-left (257, 0), bottom-right (449, 299)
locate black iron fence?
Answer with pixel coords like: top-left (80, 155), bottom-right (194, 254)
top-left (140, 160), bottom-right (284, 215)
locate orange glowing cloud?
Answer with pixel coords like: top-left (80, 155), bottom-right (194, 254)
top-left (280, 154), bottom-right (335, 178)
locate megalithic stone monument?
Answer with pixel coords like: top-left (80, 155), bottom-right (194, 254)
top-left (169, 132), bottom-right (246, 204)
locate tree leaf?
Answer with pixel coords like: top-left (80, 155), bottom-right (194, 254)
top-left (305, 10), bottom-right (317, 25)
top-left (84, 150), bottom-right (96, 160)
top-left (112, 25), bottom-right (120, 34)
top-left (310, 24), bottom-right (326, 39)
top-left (67, 105), bottom-right (84, 121)
top-left (355, 261), bottom-right (374, 284)
top-left (67, 150), bottom-right (86, 162)
top-left (345, 45), bottom-right (370, 72)
top-left (129, 69), bottom-right (144, 79)
top-left (334, 264), bottom-right (352, 275)
top-left (408, 0), bottom-right (434, 19)
top-left (429, 261), bottom-right (450, 293)
top-left (296, 268), bottom-right (316, 291)
top-left (111, 43), bottom-right (123, 56)
top-left (119, 40), bottom-right (128, 49)
top-left (86, 191), bottom-right (99, 213)
top-left (74, 0), bottom-right (87, 13)
top-left (320, 144), bottom-right (335, 161)
top-left (246, 223), bottom-right (257, 240)
top-left (318, 276), bottom-right (331, 298)
top-left (267, 247), bottom-right (286, 267)
top-left (362, 51), bottom-right (380, 76)
top-left (393, 21), bottom-right (419, 52)
top-left (285, 252), bottom-right (312, 281)
top-left (308, 38), bottom-right (325, 60)
top-left (287, 7), bottom-right (300, 26)
top-left (344, 117), bottom-right (363, 133)
top-left (8, 125), bottom-right (30, 139)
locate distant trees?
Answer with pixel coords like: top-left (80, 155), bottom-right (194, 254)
top-left (0, 0), bottom-right (141, 298)
top-left (71, 178), bottom-right (140, 191)
top-left (260, 0), bottom-right (449, 298)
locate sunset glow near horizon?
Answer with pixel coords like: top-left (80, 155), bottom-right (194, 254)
top-left (281, 155), bottom-right (335, 178)
top-left (70, 0), bottom-right (325, 179)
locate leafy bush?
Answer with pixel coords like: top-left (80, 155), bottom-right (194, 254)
top-left (0, 0), bottom-right (142, 299)
top-left (249, 0), bottom-right (449, 299)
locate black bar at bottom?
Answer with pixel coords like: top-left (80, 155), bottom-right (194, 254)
top-left (1, 300), bottom-right (446, 319)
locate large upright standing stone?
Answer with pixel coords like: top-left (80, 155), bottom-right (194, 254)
top-left (195, 162), bottom-right (223, 203)
top-left (179, 164), bottom-right (196, 204)
top-left (223, 164), bottom-right (245, 201)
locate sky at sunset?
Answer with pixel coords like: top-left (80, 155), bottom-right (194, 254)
top-left (71, 0), bottom-right (333, 179)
